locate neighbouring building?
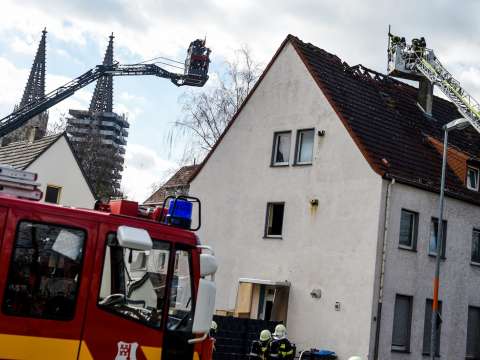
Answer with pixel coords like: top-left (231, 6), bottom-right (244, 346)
top-left (67, 34), bottom-right (128, 198)
top-left (0, 132), bottom-right (96, 208)
top-left (190, 35), bottom-right (480, 359)
top-left (1, 29), bottom-right (49, 146)
top-left (144, 165), bottom-right (199, 206)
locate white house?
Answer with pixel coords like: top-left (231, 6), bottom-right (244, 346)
top-left (189, 35), bottom-right (480, 359)
top-left (0, 132), bottom-right (96, 208)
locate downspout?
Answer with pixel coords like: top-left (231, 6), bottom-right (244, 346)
top-left (373, 178), bottom-right (395, 359)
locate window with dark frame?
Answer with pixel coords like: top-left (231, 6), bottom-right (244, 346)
top-left (265, 203), bottom-right (285, 237)
top-left (429, 218), bottom-right (447, 258)
top-left (295, 129), bottom-right (314, 164)
top-left (45, 185), bottom-right (62, 204)
top-left (272, 132), bottom-right (291, 166)
top-left (2, 221), bottom-right (86, 320)
top-left (472, 229), bottom-right (480, 264)
top-left (391, 294), bottom-right (413, 352)
top-left (423, 299), bottom-right (442, 356)
top-left (399, 209), bottom-right (418, 250)
top-left (467, 166), bottom-right (479, 191)
top-left (466, 306), bottom-right (480, 359)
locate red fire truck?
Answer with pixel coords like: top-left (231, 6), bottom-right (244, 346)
top-left (0, 166), bottom-right (217, 359)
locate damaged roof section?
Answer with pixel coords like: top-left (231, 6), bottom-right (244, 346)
top-left (288, 35), bottom-right (480, 204)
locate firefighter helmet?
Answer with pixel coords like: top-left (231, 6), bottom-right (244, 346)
top-left (211, 321), bottom-right (218, 331)
top-left (259, 329), bottom-right (272, 342)
top-left (274, 324), bottom-right (287, 339)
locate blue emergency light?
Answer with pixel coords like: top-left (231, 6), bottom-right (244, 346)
top-left (166, 198), bottom-right (193, 229)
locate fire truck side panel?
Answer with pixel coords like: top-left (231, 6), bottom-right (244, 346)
top-left (0, 206), bottom-right (8, 254)
top-left (0, 205), bottom-right (98, 359)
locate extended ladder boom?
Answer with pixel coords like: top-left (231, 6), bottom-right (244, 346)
top-left (0, 38), bottom-right (210, 138)
top-left (387, 34), bottom-right (480, 132)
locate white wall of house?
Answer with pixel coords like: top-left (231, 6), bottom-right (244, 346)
top-left (190, 42), bottom-right (385, 359)
top-left (26, 136), bottom-right (96, 209)
top-left (378, 181), bottom-right (480, 359)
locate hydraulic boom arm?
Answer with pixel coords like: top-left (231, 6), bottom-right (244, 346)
top-left (0, 39), bottom-right (210, 138)
top-left (387, 33), bottom-right (480, 132)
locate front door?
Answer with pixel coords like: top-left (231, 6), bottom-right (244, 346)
top-left (0, 208), bottom-right (96, 359)
top-left (80, 223), bottom-right (171, 359)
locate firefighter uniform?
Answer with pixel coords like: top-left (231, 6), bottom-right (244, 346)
top-left (269, 337), bottom-right (294, 359)
top-left (249, 330), bottom-right (272, 360)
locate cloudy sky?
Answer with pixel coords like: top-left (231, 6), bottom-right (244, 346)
top-left (1, 0), bottom-right (479, 201)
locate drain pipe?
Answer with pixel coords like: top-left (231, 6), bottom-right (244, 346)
top-left (373, 178), bottom-right (395, 359)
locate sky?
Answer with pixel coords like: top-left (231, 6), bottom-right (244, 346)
top-left (0, 0), bottom-right (479, 201)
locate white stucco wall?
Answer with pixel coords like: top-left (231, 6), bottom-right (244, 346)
top-left (190, 42), bottom-right (384, 359)
top-left (378, 181), bottom-right (480, 359)
top-left (26, 136), bottom-right (96, 209)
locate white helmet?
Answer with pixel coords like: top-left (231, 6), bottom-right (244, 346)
top-left (211, 321), bottom-right (218, 331)
top-left (274, 324), bottom-right (287, 339)
top-left (348, 357), bottom-right (363, 360)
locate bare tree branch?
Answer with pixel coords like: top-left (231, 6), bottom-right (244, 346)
top-left (170, 46), bottom-right (262, 162)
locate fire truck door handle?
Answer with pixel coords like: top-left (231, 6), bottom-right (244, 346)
top-left (187, 332), bottom-right (208, 344)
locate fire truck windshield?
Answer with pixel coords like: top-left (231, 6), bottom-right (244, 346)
top-left (98, 233), bottom-right (170, 328)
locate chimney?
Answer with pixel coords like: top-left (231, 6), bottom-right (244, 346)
top-left (27, 127), bottom-right (37, 143)
top-left (418, 78), bottom-right (433, 116)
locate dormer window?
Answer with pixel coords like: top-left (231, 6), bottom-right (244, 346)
top-left (467, 166), bottom-right (479, 191)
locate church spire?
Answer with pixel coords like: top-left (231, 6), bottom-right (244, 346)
top-left (20, 28), bottom-right (47, 107)
top-left (89, 33), bottom-right (114, 112)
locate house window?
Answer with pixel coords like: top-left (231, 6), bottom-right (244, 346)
top-left (2, 221), bottom-right (86, 320)
top-left (265, 202), bottom-right (285, 237)
top-left (429, 218), bottom-right (447, 258)
top-left (467, 166), bottom-right (479, 191)
top-left (466, 306), bottom-right (480, 359)
top-left (391, 294), bottom-right (413, 352)
top-left (472, 229), bottom-right (480, 264)
top-left (295, 129), bottom-right (314, 164)
top-left (272, 132), bottom-right (291, 166)
top-left (45, 185), bottom-right (62, 204)
top-left (399, 209), bottom-right (418, 250)
top-left (423, 299), bottom-right (442, 356)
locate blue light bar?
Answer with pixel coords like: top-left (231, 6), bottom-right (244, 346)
top-left (167, 198), bottom-right (193, 229)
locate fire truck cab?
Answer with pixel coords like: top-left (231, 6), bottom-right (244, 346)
top-left (0, 188), bottom-right (217, 359)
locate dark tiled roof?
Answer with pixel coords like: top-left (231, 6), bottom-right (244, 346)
top-left (0, 133), bottom-right (63, 169)
top-left (144, 165), bottom-right (199, 205)
top-left (288, 35), bottom-right (480, 204)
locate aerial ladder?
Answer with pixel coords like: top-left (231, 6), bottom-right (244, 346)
top-left (0, 39), bottom-right (211, 138)
top-left (387, 32), bottom-right (480, 132)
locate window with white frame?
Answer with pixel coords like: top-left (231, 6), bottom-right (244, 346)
top-left (265, 202), bottom-right (285, 237)
top-left (295, 129), bottom-right (314, 164)
top-left (272, 132), bottom-right (291, 166)
top-left (399, 209), bottom-right (418, 250)
top-left (467, 166), bottom-right (479, 191)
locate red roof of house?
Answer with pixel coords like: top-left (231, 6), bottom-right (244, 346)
top-left (191, 35), bottom-right (480, 205)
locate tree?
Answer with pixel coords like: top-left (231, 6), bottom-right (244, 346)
top-left (171, 46), bottom-right (262, 162)
top-left (46, 114), bottom-right (67, 135)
